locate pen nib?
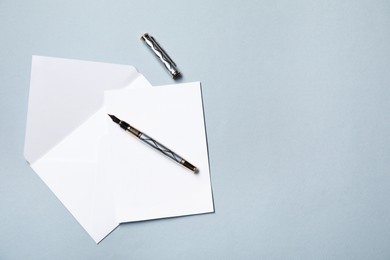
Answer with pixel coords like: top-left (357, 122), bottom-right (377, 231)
top-left (108, 114), bottom-right (120, 124)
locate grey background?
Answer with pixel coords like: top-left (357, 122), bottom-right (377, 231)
top-left (1, 0), bottom-right (390, 259)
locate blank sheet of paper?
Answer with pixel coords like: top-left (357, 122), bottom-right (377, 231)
top-left (104, 82), bottom-right (214, 223)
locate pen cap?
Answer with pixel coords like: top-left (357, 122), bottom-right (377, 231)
top-left (141, 33), bottom-right (181, 79)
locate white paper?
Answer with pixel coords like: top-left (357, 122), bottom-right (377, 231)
top-left (31, 108), bottom-right (116, 242)
top-left (24, 56), bottom-right (214, 243)
top-left (25, 56), bottom-right (152, 243)
top-left (25, 56), bottom-right (145, 164)
top-left (104, 83), bottom-right (214, 222)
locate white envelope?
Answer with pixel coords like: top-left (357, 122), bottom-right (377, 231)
top-left (25, 56), bottom-right (151, 242)
top-left (24, 56), bottom-right (214, 243)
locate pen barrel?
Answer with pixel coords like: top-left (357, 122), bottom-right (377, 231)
top-left (141, 33), bottom-right (181, 79)
top-left (138, 132), bottom-right (197, 173)
top-left (138, 132), bottom-right (184, 164)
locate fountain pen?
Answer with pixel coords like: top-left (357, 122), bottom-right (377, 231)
top-left (108, 114), bottom-right (198, 173)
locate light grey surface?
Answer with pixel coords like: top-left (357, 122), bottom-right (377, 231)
top-left (1, 0), bottom-right (390, 259)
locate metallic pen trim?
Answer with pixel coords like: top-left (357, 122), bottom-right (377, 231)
top-left (141, 33), bottom-right (181, 79)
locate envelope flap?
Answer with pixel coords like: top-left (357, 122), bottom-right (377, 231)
top-left (24, 56), bottom-right (141, 164)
